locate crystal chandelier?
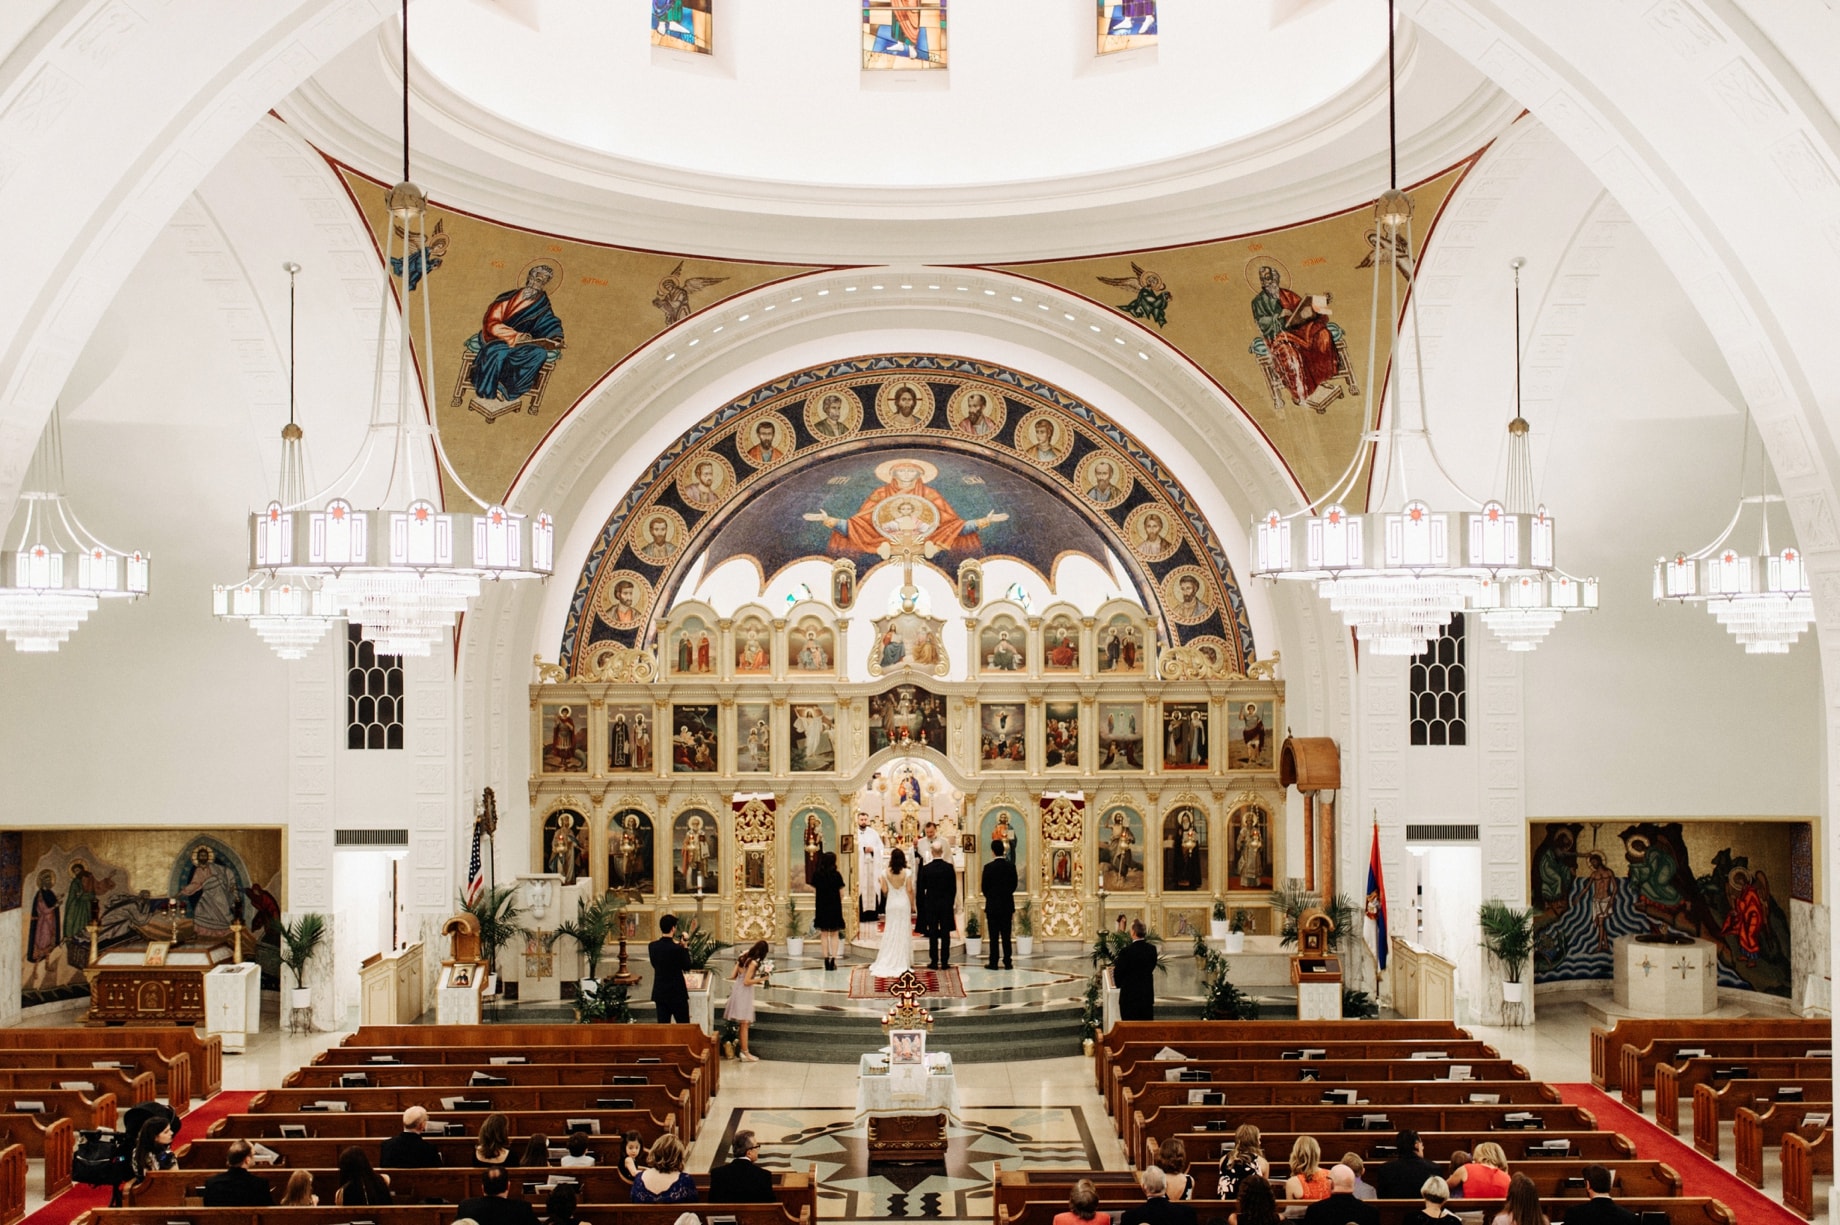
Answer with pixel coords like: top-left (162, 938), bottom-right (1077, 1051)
top-left (242, 4), bottom-right (554, 656)
top-left (1653, 409), bottom-right (1812, 654)
top-left (1250, 1), bottom-right (1559, 656)
top-left (214, 262), bottom-right (341, 661)
top-left (1472, 259), bottom-right (1597, 652)
top-left (0, 403), bottom-right (150, 652)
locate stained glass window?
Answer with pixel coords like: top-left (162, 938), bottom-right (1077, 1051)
top-left (652, 0), bottom-right (712, 55)
top-left (1097, 0), bottom-right (1158, 55)
top-left (863, 1), bottom-right (947, 71)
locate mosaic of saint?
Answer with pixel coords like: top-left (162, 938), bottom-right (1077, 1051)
top-left (863, 1), bottom-right (946, 69)
top-left (652, 0), bottom-right (712, 54)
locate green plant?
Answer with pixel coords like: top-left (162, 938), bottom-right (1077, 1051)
top-left (1079, 972), bottom-right (1104, 1042)
top-left (681, 919), bottom-right (729, 971)
top-left (716, 1016), bottom-right (741, 1049)
top-left (1017, 900), bottom-right (1034, 938)
top-left (574, 978), bottom-right (633, 1024)
top-left (1091, 928), bottom-right (1167, 972)
top-left (550, 891), bottom-right (626, 980)
top-left (1210, 897), bottom-right (1228, 922)
top-left (965, 912), bottom-right (982, 939)
top-left (1196, 944), bottom-right (1260, 1020)
top-left (1478, 899), bottom-right (1536, 983)
top-left (458, 884), bottom-right (530, 974)
top-left (785, 898), bottom-right (807, 941)
top-left (1269, 881), bottom-right (1355, 951)
top-left (1231, 908), bottom-right (1254, 934)
top-left (278, 913), bottom-right (327, 991)
top-left (1341, 988), bottom-right (1379, 1019)
top-left (1190, 932), bottom-right (1210, 960)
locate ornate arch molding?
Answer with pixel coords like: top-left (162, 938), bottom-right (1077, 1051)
top-left (563, 355), bottom-right (1258, 675)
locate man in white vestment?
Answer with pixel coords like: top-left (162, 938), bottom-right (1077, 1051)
top-left (855, 811), bottom-right (886, 920)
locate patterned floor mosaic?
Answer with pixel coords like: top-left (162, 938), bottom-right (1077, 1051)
top-left (717, 1105), bottom-right (1102, 1221)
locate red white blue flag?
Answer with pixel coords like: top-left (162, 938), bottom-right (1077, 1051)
top-left (1365, 821), bottom-right (1389, 972)
top-left (464, 816), bottom-right (487, 907)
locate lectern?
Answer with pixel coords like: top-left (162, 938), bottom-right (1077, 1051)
top-left (1290, 906), bottom-right (1343, 1020)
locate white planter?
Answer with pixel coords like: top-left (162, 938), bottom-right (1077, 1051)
top-left (786, 938), bottom-right (805, 958)
top-left (966, 937), bottom-right (983, 959)
top-left (1210, 919), bottom-right (1231, 941)
top-left (1017, 936), bottom-right (1034, 957)
top-left (290, 987), bottom-right (312, 1010)
top-left (1501, 980), bottom-right (1526, 1003)
top-left (1224, 932), bottom-right (1246, 955)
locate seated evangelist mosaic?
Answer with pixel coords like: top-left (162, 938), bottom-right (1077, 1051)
top-left (530, 355), bottom-right (1284, 952)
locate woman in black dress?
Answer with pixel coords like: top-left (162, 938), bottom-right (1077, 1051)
top-left (811, 850), bottom-right (846, 971)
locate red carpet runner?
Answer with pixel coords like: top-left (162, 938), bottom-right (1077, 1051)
top-left (1555, 1083), bottom-right (1802, 1224)
top-left (23, 1091), bottom-right (257, 1225)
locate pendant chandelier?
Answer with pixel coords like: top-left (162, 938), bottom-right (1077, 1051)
top-left (0, 403), bottom-right (150, 652)
top-left (1472, 259), bottom-right (1597, 652)
top-left (242, 3), bottom-right (554, 656)
top-left (1653, 409), bottom-right (1812, 654)
top-left (1249, 0), bottom-right (1560, 656)
top-left (214, 262), bottom-right (340, 661)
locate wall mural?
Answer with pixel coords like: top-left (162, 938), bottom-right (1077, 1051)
top-left (1529, 819), bottom-right (1810, 997)
top-left (564, 358), bottom-right (1257, 673)
top-left (20, 830), bottom-right (283, 1009)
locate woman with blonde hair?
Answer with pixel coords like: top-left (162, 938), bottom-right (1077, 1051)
top-left (1448, 1141), bottom-right (1511, 1198)
top-left (1403, 1175), bottom-right (1460, 1223)
top-left (631, 1134), bottom-right (697, 1203)
top-left (1217, 1124), bottom-right (1269, 1198)
top-left (278, 1170), bottom-right (318, 1207)
top-left (1282, 1135), bottom-right (1330, 1201)
top-left (1489, 1172), bottom-right (1549, 1225)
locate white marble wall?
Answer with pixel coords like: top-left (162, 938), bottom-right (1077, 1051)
top-left (0, 910), bottom-right (20, 1028)
top-left (1790, 898), bottom-right (1831, 1016)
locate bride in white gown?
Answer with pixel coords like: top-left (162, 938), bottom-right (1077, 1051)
top-left (869, 848), bottom-right (915, 977)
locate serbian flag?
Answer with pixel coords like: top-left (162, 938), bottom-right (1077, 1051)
top-left (1365, 822), bottom-right (1389, 972)
top-left (463, 817), bottom-right (487, 907)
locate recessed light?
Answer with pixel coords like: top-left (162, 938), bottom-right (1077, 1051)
top-left (1064, 313), bottom-right (1076, 321)
top-left (983, 289), bottom-right (996, 296)
top-left (844, 286), bottom-right (857, 292)
top-left (928, 284), bottom-right (941, 290)
top-left (765, 304), bottom-right (776, 311)
top-left (1089, 325), bottom-right (1102, 333)
top-left (713, 325), bottom-right (724, 333)
top-left (1038, 304), bottom-right (1050, 311)
top-left (818, 289), bottom-right (830, 296)
top-left (871, 284), bottom-right (884, 290)
top-left (738, 314), bottom-right (749, 321)
top-left (901, 284), bottom-right (914, 289)
top-left (666, 353), bottom-right (676, 361)
top-left (1010, 296), bottom-right (1023, 303)
top-left (956, 286), bottom-right (970, 292)
top-left (689, 339), bottom-right (700, 346)
top-left (1138, 352), bottom-right (1149, 361)
top-left (1114, 337), bottom-right (1125, 345)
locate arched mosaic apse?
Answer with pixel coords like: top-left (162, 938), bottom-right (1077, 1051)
top-left (563, 356), bottom-right (1255, 673)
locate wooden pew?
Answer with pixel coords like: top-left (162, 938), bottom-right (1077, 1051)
top-left (74, 1204), bottom-right (809, 1225)
top-left (1133, 1100), bottom-right (1598, 1152)
top-left (1654, 1056), bottom-right (1830, 1133)
top-left (0, 1143), bottom-right (21, 1225)
top-left (1692, 1077), bottom-right (1831, 1157)
top-left (181, 1133), bottom-right (670, 1171)
top-left (247, 1082), bottom-right (697, 1140)
top-left (128, 1163), bottom-right (818, 1219)
top-left (1623, 1037), bottom-right (1835, 1112)
top-left (1591, 1016), bottom-right (1828, 1093)
top-left (994, 1194), bottom-right (1733, 1225)
top-left (285, 1058), bottom-right (709, 1122)
top-left (339, 1023), bottom-right (717, 1095)
top-left (0, 1114), bottom-right (75, 1199)
top-left (0, 1087), bottom-right (117, 1133)
top-left (1162, 1127), bottom-right (1635, 1167)
top-left (1096, 1020), bottom-right (1477, 1093)
top-left (0, 1027), bottom-right (220, 1099)
top-left (0, 1068), bottom-right (156, 1113)
top-left (1124, 1080), bottom-right (1557, 1164)
top-left (0, 1045), bottom-right (193, 1110)
top-left (205, 1107), bottom-right (676, 1145)
top-left (1107, 1044), bottom-right (1507, 1120)
top-left (1782, 1127), bottom-right (1833, 1220)
top-left (1734, 1102), bottom-right (1830, 1188)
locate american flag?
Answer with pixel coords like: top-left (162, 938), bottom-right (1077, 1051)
top-left (463, 814), bottom-right (487, 906)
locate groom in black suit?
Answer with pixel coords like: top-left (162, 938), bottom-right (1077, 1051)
top-left (981, 840), bottom-right (1019, 969)
top-left (916, 839), bottom-right (957, 970)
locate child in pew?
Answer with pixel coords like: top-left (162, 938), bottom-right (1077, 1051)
top-left (616, 1129), bottom-right (643, 1175)
top-left (562, 1131), bottom-right (598, 1168)
top-left (545, 1183), bottom-right (581, 1225)
top-left (1490, 1171), bottom-right (1549, 1225)
top-left (520, 1133), bottom-right (552, 1167)
top-left (278, 1169), bottom-right (318, 1206)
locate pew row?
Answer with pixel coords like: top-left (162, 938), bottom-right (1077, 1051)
top-left (1097, 1020), bottom-right (1480, 1093)
top-left (338, 1023), bottom-right (716, 1095)
top-left (995, 1194), bottom-right (1732, 1225)
top-left (1628, 1038), bottom-right (1834, 1113)
top-left (76, 1205), bottom-right (807, 1225)
top-left (0, 1114), bottom-right (74, 1199)
top-left (285, 1058), bottom-right (708, 1122)
top-left (1691, 1077), bottom-right (1830, 1157)
top-left (247, 1082), bottom-right (697, 1140)
top-left (206, 1107), bottom-right (674, 1145)
top-left (0, 1050), bottom-right (187, 1116)
top-left (1106, 1044), bottom-right (1508, 1121)
top-left (1108, 1054), bottom-right (1527, 1123)
top-left (0, 1143), bottom-right (22, 1225)
top-left (1160, 1127), bottom-right (1635, 1166)
top-left (1654, 1055), bottom-right (1830, 1133)
top-left (1734, 1102), bottom-right (1831, 1188)
top-left (1591, 1017), bottom-right (1827, 1094)
top-left (0, 1028), bottom-right (219, 1099)
top-left (1782, 1127), bottom-right (1833, 1220)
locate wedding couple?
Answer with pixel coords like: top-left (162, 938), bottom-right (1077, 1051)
top-left (865, 829), bottom-right (957, 976)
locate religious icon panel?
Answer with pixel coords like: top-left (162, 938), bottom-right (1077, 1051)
top-left (733, 616), bottom-right (772, 676)
top-left (979, 617), bottom-right (1026, 673)
top-left (1043, 700), bottom-right (1080, 769)
top-left (670, 704), bottom-right (719, 773)
top-left (1162, 804), bottom-right (1208, 892)
top-left (788, 616), bottom-right (836, 676)
top-left (736, 702), bottom-right (772, 773)
top-left (863, 1), bottom-right (948, 70)
top-left (978, 703), bottom-right (1026, 771)
top-left (540, 703), bottom-right (587, 774)
top-left (980, 806), bottom-right (1026, 876)
top-left (1228, 700), bottom-right (1274, 770)
top-left (869, 684), bottom-right (947, 755)
top-left (669, 615), bottom-right (718, 676)
top-left (607, 809), bottom-right (654, 895)
top-left (789, 703), bottom-right (838, 772)
top-left (674, 810), bottom-right (719, 895)
top-left (789, 807), bottom-right (836, 893)
top-left (1097, 613), bottom-right (1145, 673)
top-left (1097, 703), bottom-right (1145, 770)
top-left (1161, 702), bottom-right (1210, 771)
top-left (607, 705), bottom-right (653, 774)
top-left (1099, 807), bottom-right (1146, 891)
top-left (651, 0), bottom-right (713, 54)
top-left (543, 808), bottom-right (589, 886)
top-left (1097, 0), bottom-right (1158, 55)
top-left (1043, 616), bottom-right (1081, 672)
top-left (1227, 796), bottom-right (1273, 891)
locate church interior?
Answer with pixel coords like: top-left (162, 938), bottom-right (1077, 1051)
top-left (0, 1), bottom-right (1834, 1223)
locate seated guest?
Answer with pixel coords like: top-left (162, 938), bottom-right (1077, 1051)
top-left (1447, 1150), bottom-right (1471, 1172)
top-left (1404, 1175), bottom-right (1460, 1223)
top-left (632, 1134), bottom-right (698, 1203)
top-left (1300, 1165), bottom-right (1378, 1225)
top-left (475, 1112), bottom-right (513, 1167)
top-left (709, 1129), bottom-right (775, 1203)
top-left (1341, 1153), bottom-right (1376, 1201)
top-left (131, 1117), bottom-right (175, 1179)
top-left (1562, 1165), bottom-right (1638, 1225)
top-left (1120, 1165), bottom-right (1197, 1225)
top-left (1052, 1178), bottom-right (1102, 1225)
top-left (562, 1131), bottom-right (598, 1169)
top-left (334, 1146), bottom-right (391, 1206)
top-left (1490, 1172), bottom-right (1549, 1225)
top-left (278, 1169), bottom-right (318, 1207)
top-left (1282, 1136), bottom-right (1331, 1202)
top-left (200, 1139), bottom-right (274, 1207)
top-left (544, 1183), bottom-right (580, 1225)
top-left (1153, 1137), bottom-right (1194, 1200)
top-left (456, 1164), bottom-right (540, 1225)
top-left (520, 1133), bottom-right (551, 1167)
top-left (1372, 1130), bottom-right (1439, 1200)
top-left (1227, 1172), bottom-right (1279, 1225)
top-left (380, 1105), bottom-right (445, 1168)
top-left (1448, 1142), bottom-right (1510, 1199)
top-left (1217, 1125), bottom-right (1269, 1198)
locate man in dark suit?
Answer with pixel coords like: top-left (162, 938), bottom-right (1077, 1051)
top-left (981, 839), bottom-right (1019, 969)
top-left (1111, 919), bottom-right (1159, 1021)
top-left (915, 839), bottom-right (957, 969)
top-left (649, 913), bottom-right (691, 1023)
top-left (378, 1105), bottom-right (444, 1168)
top-left (708, 1129), bottom-right (775, 1203)
top-left (199, 1139), bottom-right (273, 1207)
top-left (1118, 1166), bottom-right (1196, 1225)
top-left (455, 1165), bottom-right (540, 1225)
top-left (1371, 1129), bottom-right (1438, 1199)
top-left (1563, 1165), bottom-right (1640, 1225)
top-left (1301, 1165), bottom-right (1379, 1225)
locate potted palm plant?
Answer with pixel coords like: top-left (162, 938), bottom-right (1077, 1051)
top-left (964, 911), bottom-right (982, 960)
top-left (1479, 899), bottom-right (1536, 1003)
top-left (1209, 897), bottom-right (1231, 943)
top-left (458, 884), bottom-right (529, 985)
top-left (1225, 908), bottom-right (1251, 955)
top-left (785, 898), bottom-right (807, 958)
top-left (550, 890), bottom-right (625, 984)
top-left (1016, 900), bottom-right (1034, 957)
top-left (279, 913), bottom-right (327, 1013)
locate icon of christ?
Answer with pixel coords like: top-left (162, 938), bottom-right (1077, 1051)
top-left (808, 458), bottom-right (1006, 563)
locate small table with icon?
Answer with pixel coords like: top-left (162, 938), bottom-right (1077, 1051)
top-left (856, 970), bottom-right (958, 1163)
